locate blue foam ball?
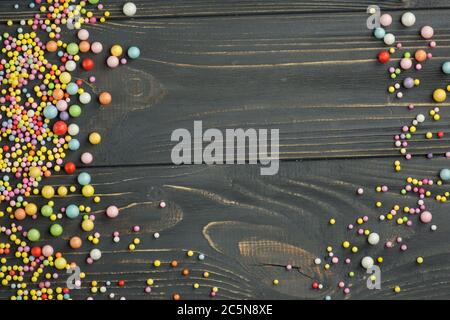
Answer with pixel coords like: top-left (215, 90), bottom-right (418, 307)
top-left (43, 105), bottom-right (58, 119)
top-left (68, 139), bottom-right (80, 151)
top-left (66, 204), bottom-right (80, 219)
top-left (127, 46), bottom-right (140, 59)
top-left (373, 27), bottom-right (386, 39)
top-left (77, 172), bottom-right (91, 186)
top-left (440, 168), bottom-right (450, 181)
top-left (442, 61), bottom-right (450, 74)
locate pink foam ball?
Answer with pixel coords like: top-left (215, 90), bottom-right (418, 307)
top-left (107, 56), bottom-right (120, 68)
top-left (78, 29), bottom-right (89, 41)
top-left (421, 26), bottom-right (434, 39)
top-left (380, 14), bottom-right (392, 27)
top-left (81, 152), bottom-right (93, 164)
top-left (91, 41), bottom-right (103, 54)
top-left (42, 245), bottom-right (54, 257)
top-left (106, 205), bottom-right (119, 218)
top-left (400, 58), bottom-right (412, 70)
top-left (420, 211), bottom-right (432, 223)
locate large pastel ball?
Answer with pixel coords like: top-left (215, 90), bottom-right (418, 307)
top-left (81, 152), bottom-right (94, 164)
top-left (361, 256), bottom-right (374, 269)
top-left (380, 14), bottom-right (392, 27)
top-left (82, 219), bottom-right (94, 232)
top-left (29, 166), bottom-right (41, 179)
top-left (415, 49), bottom-right (427, 62)
top-left (67, 43), bottom-right (79, 55)
top-left (54, 257), bottom-right (67, 270)
top-left (99, 92), bottom-right (112, 106)
top-left (442, 61), bottom-right (450, 74)
top-left (91, 41), bottom-right (103, 54)
top-left (25, 203), bottom-right (38, 216)
top-left (383, 33), bottom-right (395, 45)
top-left (43, 105), bottom-right (58, 119)
top-left (433, 88), bottom-right (447, 103)
top-left (42, 185), bottom-right (55, 199)
top-left (79, 92), bottom-right (92, 104)
top-left (127, 46), bottom-right (140, 59)
top-left (373, 27), bottom-right (386, 39)
top-left (123, 2), bottom-right (137, 16)
top-left (27, 229), bottom-right (41, 242)
top-left (77, 172), bottom-right (92, 186)
top-left (78, 29), bottom-right (90, 41)
top-left (14, 208), bottom-right (26, 220)
top-left (89, 132), bottom-right (102, 145)
top-left (82, 185), bottom-right (95, 197)
top-left (66, 83), bottom-right (79, 95)
top-left (403, 77), bottom-right (414, 89)
top-left (401, 12), bottom-right (416, 27)
top-left (50, 223), bottom-right (63, 237)
top-left (41, 205), bottom-right (53, 217)
top-left (400, 58), bottom-right (412, 70)
top-left (66, 204), bottom-right (80, 219)
top-left (106, 205), bottom-right (119, 218)
top-left (69, 104), bottom-right (82, 118)
top-left (68, 123), bottom-right (80, 136)
top-left (59, 72), bottom-right (72, 84)
top-left (68, 139), bottom-right (80, 151)
top-left (65, 60), bottom-right (77, 72)
top-left (42, 245), bottom-right (54, 257)
top-left (70, 236), bottom-right (83, 249)
top-left (111, 45), bottom-right (123, 57)
top-left (107, 56), bottom-right (119, 68)
top-left (440, 168), bottom-right (450, 181)
top-left (367, 233), bottom-right (380, 245)
top-left (421, 26), bottom-right (434, 39)
top-left (90, 248), bottom-right (102, 261)
top-left (420, 211), bottom-right (432, 223)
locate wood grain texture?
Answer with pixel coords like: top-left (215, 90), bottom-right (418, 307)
top-left (2, 158), bottom-right (450, 299)
top-left (1, 0), bottom-right (450, 300)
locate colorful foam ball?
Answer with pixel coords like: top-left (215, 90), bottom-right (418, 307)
top-left (43, 105), bottom-right (58, 119)
top-left (377, 51), bottom-right (390, 64)
top-left (69, 104), bottom-right (82, 118)
top-left (82, 58), bottom-right (95, 71)
top-left (373, 28), bottom-right (385, 39)
top-left (442, 61), bottom-right (450, 74)
top-left (54, 257), bottom-right (67, 270)
top-left (81, 152), bottom-right (94, 164)
top-left (82, 185), bottom-right (95, 197)
top-left (433, 88), bottom-right (447, 103)
top-left (64, 162), bottom-right (76, 174)
top-left (68, 123), bottom-right (80, 136)
top-left (89, 132), bottom-right (102, 145)
top-left (41, 185), bottom-right (55, 199)
top-left (127, 46), bottom-right (140, 59)
top-left (67, 43), bottom-right (79, 55)
top-left (66, 204), bottom-right (80, 219)
top-left (106, 205), bottom-right (119, 218)
top-left (41, 205), bottom-right (53, 217)
top-left (68, 139), bottom-right (80, 151)
top-left (440, 168), bottom-right (450, 181)
top-left (50, 224), bottom-right (63, 237)
top-left (99, 92), bottom-right (112, 106)
top-left (53, 121), bottom-right (68, 135)
top-left (77, 172), bottom-right (92, 186)
top-left (27, 229), bottom-right (41, 242)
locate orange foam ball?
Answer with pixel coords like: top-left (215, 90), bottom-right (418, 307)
top-left (46, 41), bottom-right (58, 52)
top-left (415, 49), bottom-right (427, 62)
top-left (79, 41), bottom-right (91, 53)
top-left (14, 208), bottom-right (26, 221)
top-left (99, 92), bottom-right (112, 106)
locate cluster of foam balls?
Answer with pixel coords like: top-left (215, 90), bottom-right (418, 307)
top-left (300, 11), bottom-right (450, 299)
top-left (0, 0), bottom-right (141, 300)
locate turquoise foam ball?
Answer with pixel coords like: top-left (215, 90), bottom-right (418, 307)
top-left (66, 83), bottom-right (79, 95)
top-left (127, 46), bottom-right (140, 59)
top-left (43, 105), bottom-right (58, 119)
top-left (373, 27), bottom-right (386, 39)
top-left (77, 172), bottom-right (91, 186)
top-left (442, 62), bottom-right (450, 74)
top-left (68, 139), bottom-right (80, 151)
top-left (65, 204), bottom-right (80, 219)
top-left (440, 168), bottom-right (450, 181)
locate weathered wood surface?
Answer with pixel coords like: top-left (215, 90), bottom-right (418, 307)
top-left (1, 0), bottom-right (450, 300)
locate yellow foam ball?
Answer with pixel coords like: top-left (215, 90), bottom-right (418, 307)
top-left (81, 219), bottom-right (94, 232)
top-left (59, 72), bottom-right (71, 84)
top-left (29, 167), bottom-right (41, 178)
top-left (89, 132), bottom-right (101, 145)
top-left (82, 185), bottom-right (95, 198)
top-left (433, 88), bottom-right (447, 103)
top-left (41, 186), bottom-right (55, 199)
top-left (54, 257), bottom-right (67, 270)
top-left (110, 45), bottom-right (123, 57)
top-left (25, 203), bottom-right (38, 216)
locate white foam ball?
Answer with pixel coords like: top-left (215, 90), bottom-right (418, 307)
top-left (361, 256), bottom-right (374, 269)
top-left (123, 2), bottom-right (137, 17)
top-left (383, 33), bottom-right (395, 45)
top-left (68, 123), bottom-right (80, 136)
top-left (368, 233), bottom-right (380, 245)
top-left (401, 12), bottom-right (416, 27)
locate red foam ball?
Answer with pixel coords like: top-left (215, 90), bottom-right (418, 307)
top-left (31, 246), bottom-right (42, 258)
top-left (82, 58), bottom-right (94, 71)
top-left (64, 162), bottom-right (76, 174)
top-left (53, 121), bottom-right (68, 135)
top-left (377, 51), bottom-right (390, 64)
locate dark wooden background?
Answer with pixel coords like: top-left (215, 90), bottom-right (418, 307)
top-left (2, 0), bottom-right (450, 300)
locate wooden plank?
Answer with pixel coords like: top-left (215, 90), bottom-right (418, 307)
top-left (1, 0), bottom-right (450, 21)
top-left (57, 8), bottom-right (450, 166)
top-left (2, 158), bottom-right (450, 299)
